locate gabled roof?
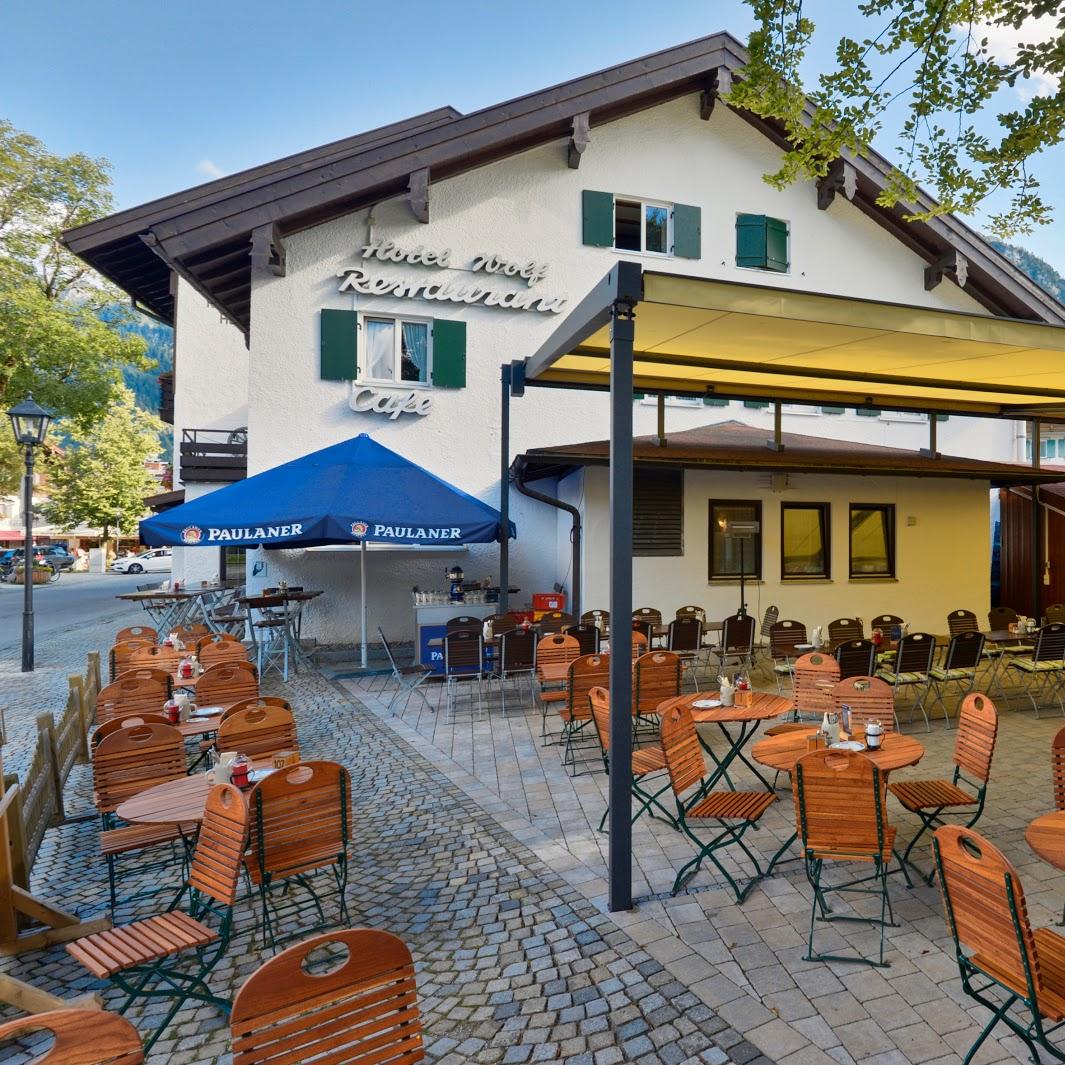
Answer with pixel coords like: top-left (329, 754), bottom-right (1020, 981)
top-left (63, 31), bottom-right (1065, 333)
top-left (515, 419), bottom-right (1060, 486)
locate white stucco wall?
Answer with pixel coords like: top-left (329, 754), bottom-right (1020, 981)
top-left (576, 466), bottom-right (992, 635)
top-left (167, 91), bottom-right (1022, 644)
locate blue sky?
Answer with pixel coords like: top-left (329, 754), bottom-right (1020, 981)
top-left (4, 0), bottom-right (1062, 270)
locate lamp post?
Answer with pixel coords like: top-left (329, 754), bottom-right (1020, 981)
top-left (7, 395), bottom-right (53, 672)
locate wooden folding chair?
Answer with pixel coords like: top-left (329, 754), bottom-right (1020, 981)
top-left (559, 653), bottom-right (610, 773)
top-left (792, 652), bottom-right (840, 722)
top-left (67, 783), bottom-right (249, 1053)
top-left (246, 761), bottom-right (352, 949)
top-left (172, 623), bottom-right (209, 642)
top-left (589, 687), bottom-right (675, 832)
top-left (1009, 623), bottom-right (1065, 715)
top-left (115, 625), bottom-right (158, 644)
top-left (632, 650), bottom-right (681, 727)
top-left (195, 632), bottom-right (241, 654)
top-left (109, 639), bottom-right (154, 683)
top-left (539, 610), bottom-right (575, 636)
top-left (0, 1008), bottom-right (143, 1064)
top-left (535, 633), bottom-right (579, 741)
top-left (231, 929), bottom-right (424, 1064)
top-left (890, 692), bottom-right (998, 884)
top-left (667, 617), bottom-right (704, 689)
top-left (196, 660), bottom-right (259, 713)
top-left (834, 639), bottom-right (877, 681)
top-left (92, 722), bottom-right (192, 915)
top-left (794, 748), bottom-right (908, 967)
top-left (220, 695), bottom-right (293, 721)
top-left (876, 632), bottom-right (937, 731)
top-left (660, 702), bottom-right (778, 899)
top-left (112, 665), bottom-right (172, 693)
top-left (129, 645), bottom-right (182, 674)
top-left (768, 619), bottom-right (808, 692)
top-left (95, 675), bottom-right (169, 726)
top-left (92, 712), bottom-right (170, 750)
top-left (217, 704), bottom-right (299, 762)
top-left (929, 630), bottom-right (985, 726)
top-left (198, 640), bottom-right (250, 668)
top-left (832, 676), bottom-right (896, 737)
top-left (827, 617), bottom-right (864, 644)
top-left (934, 825), bottom-right (1065, 1064)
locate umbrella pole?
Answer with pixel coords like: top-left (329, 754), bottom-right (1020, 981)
top-left (360, 540), bottom-right (368, 670)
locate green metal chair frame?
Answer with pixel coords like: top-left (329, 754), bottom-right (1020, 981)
top-left (890, 692), bottom-right (998, 884)
top-left (247, 760), bottom-right (352, 950)
top-left (660, 702), bottom-right (782, 900)
top-left (794, 749), bottom-right (910, 968)
top-left (876, 631), bottom-right (936, 732)
top-left (1009, 622), bottom-right (1065, 716)
top-left (588, 686), bottom-right (676, 833)
top-left (928, 630), bottom-right (985, 727)
top-left (66, 782), bottom-right (249, 1053)
top-left (934, 825), bottom-right (1065, 1065)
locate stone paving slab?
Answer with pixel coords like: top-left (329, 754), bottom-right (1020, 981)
top-left (0, 622), bottom-right (751, 1065)
top-left (345, 663), bottom-right (1065, 1065)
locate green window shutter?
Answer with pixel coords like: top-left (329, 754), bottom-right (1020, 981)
top-left (743, 400), bottom-right (769, 409)
top-left (936, 413), bottom-right (949, 422)
top-left (633, 392), bottom-right (645, 401)
top-left (703, 397), bottom-right (729, 407)
top-left (432, 319), bottom-right (466, 388)
top-left (582, 190), bottom-right (614, 247)
top-left (320, 309), bottom-right (357, 381)
top-left (856, 407), bottom-right (880, 416)
top-left (736, 214), bottom-right (767, 268)
top-left (766, 216), bottom-right (789, 272)
top-left (672, 204), bottom-right (701, 259)
top-left (821, 405), bottom-right (845, 414)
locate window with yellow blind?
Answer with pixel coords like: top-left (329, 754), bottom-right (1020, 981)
top-left (781, 503), bottom-right (830, 579)
top-left (850, 504), bottom-right (896, 579)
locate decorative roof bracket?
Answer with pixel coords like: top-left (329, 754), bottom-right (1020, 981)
top-left (925, 250), bottom-right (968, 291)
top-left (250, 222), bottom-right (287, 277)
top-left (567, 112), bottom-right (591, 169)
top-left (699, 67), bottom-right (732, 120)
top-left (408, 168), bottom-right (430, 224)
top-left (816, 158), bottom-right (857, 211)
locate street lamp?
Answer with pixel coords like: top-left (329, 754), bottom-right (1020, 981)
top-left (7, 394), bottom-right (53, 672)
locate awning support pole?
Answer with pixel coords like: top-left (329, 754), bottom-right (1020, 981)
top-left (608, 288), bottom-right (636, 913)
top-left (921, 414), bottom-right (938, 457)
top-left (360, 539), bottom-right (368, 670)
top-left (499, 364), bottom-right (511, 615)
top-left (656, 392), bottom-right (666, 447)
top-left (1032, 419), bottom-right (1041, 620)
top-left (767, 402), bottom-right (784, 451)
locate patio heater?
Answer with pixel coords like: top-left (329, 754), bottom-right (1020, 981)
top-left (719, 517), bottom-right (759, 619)
top-left (7, 395), bottom-right (53, 672)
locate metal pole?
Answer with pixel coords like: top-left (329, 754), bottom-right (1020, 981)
top-left (499, 365), bottom-right (511, 615)
top-left (1032, 487), bottom-right (1042, 622)
top-left (360, 539), bottom-right (368, 669)
top-left (608, 291), bottom-right (636, 912)
top-left (21, 445), bottom-right (34, 672)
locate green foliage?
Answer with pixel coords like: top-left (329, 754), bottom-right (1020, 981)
top-left (991, 238), bottom-right (1065, 300)
top-left (40, 388), bottom-right (162, 540)
top-left (731, 2), bottom-right (1065, 236)
top-left (0, 118), bottom-right (153, 494)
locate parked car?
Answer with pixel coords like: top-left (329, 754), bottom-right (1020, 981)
top-left (111, 548), bottom-right (172, 574)
top-left (0, 545), bottom-right (76, 570)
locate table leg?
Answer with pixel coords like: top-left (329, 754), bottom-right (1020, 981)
top-left (695, 721), bottom-right (777, 795)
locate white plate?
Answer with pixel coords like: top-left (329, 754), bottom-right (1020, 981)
top-left (692, 699), bottom-right (722, 709)
top-left (795, 644), bottom-right (815, 651)
top-left (189, 706), bottom-right (223, 718)
top-left (247, 768), bottom-right (276, 784)
top-left (830, 740), bottom-right (866, 752)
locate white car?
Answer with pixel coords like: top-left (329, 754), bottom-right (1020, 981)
top-left (112, 548), bottom-right (172, 574)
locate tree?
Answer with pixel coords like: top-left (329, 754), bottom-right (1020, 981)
top-left (730, 1), bottom-right (1065, 236)
top-left (40, 389), bottom-right (162, 544)
top-left (0, 119), bottom-right (150, 492)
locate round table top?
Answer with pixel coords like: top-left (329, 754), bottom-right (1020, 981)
top-left (751, 727), bottom-right (925, 774)
top-left (116, 773), bottom-right (214, 825)
top-left (1026, 810), bottom-right (1065, 869)
top-left (660, 691), bottom-right (794, 724)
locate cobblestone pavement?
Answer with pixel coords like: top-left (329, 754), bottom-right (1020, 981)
top-left (0, 623), bottom-right (751, 1065)
top-left (346, 661), bottom-right (1065, 1065)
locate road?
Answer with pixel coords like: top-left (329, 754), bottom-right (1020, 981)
top-left (0, 571), bottom-right (155, 654)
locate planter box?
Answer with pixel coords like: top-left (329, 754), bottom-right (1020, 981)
top-left (12, 567), bottom-right (51, 585)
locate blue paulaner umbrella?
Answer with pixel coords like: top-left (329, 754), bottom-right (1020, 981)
top-left (141, 433), bottom-right (515, 666)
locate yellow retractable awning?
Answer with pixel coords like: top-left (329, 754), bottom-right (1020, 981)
top-left (530, 270), bottom-right (1065, 416)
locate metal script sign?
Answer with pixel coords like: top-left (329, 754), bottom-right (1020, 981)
top-left (349, 386), bottom-right (433, 420)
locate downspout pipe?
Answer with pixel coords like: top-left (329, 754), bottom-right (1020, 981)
top-left (511, 455), bottom-right (581, 619)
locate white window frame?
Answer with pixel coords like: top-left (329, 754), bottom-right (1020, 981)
top-left (613, 196), bottom-right (674, 257)
top-left (641, 395), bottom-right (702, 409)
top-left (360, 314), bottom-right (434, 390)
top-left (782, 403), bottom-right (821, 415)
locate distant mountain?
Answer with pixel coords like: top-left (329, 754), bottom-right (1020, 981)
top-left (991, 240), bottom-right (1065, 306)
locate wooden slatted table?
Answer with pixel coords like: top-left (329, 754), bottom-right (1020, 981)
top-left (115, 761), bottom-right (273, 826)
top-left (1026, 810), bottom-right (1065, 869)
top-left (751, 727), bottom-right (925, 775)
